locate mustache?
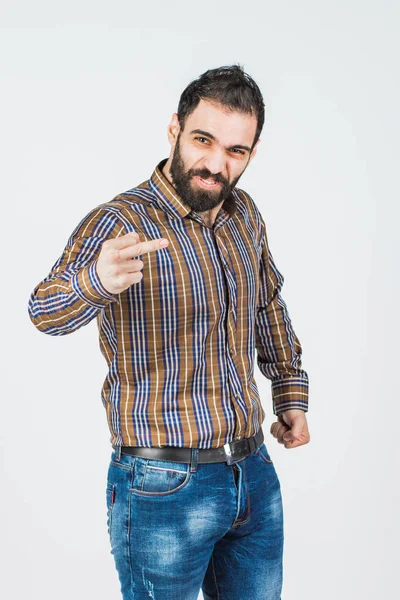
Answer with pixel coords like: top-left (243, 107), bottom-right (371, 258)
top-left (189, 169), bottom-right (227, 185)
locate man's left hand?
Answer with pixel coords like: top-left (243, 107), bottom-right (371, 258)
top-left (270, 409), bottom-right (310, 449)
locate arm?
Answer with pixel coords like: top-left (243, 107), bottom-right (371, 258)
top-left (28, 207), bottom-right (125, 336)
top-left (255, 220), bottom-right (309, 415)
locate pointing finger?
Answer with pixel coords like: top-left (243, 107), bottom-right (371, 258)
top-left (110, 231), bottom-right (140, 250)
top-left (129, 237), bottom-right (169, 258)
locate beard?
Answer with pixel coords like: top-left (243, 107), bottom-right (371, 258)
top-left (169, 134), bottom-right (245, 214)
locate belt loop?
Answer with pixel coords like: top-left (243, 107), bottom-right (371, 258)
top-left (114, 444), bottom-right (122, 462)
top-left (190, 448), bottom-right (198, 472)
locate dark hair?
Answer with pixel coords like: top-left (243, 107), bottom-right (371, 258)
top-left (177, 64), bottom-right (265, 150)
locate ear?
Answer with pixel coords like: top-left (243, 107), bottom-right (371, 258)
top-left (167, 113), bottom-right (181, 147)
top-left (248, 138), bottom-right (260, 163)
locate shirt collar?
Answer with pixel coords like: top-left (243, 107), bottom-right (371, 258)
top-left (149, 158), bottom-right (237, 221)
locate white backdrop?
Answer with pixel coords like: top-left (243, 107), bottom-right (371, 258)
top-left (1, 1), bottom-right (399, 598)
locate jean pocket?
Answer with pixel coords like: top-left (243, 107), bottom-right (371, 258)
top-left (255, 443), bottom-right (274, 465)
top-left (130, 457), bottom-right (192, 497)
top-left (106, 482), bottom-right (115, 538)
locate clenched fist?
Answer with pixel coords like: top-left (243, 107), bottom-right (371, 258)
top-left (270, 409), bottom-right (310, 449)
top-left (96, 231), bottom-right (169, 296)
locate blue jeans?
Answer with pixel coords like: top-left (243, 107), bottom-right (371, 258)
top-left (105, 441), bottom-right (283, 599)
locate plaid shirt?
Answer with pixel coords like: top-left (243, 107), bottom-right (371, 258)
top-left (28, 158), bottom-right (309, 449)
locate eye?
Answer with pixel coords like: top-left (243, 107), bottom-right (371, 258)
top-left (195, 136), bottom-right (209, 144)
top-left (231, 148), bottom-right (245, 155)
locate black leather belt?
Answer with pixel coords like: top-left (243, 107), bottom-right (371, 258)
top-left (116, 427), bottom-right (264, 465)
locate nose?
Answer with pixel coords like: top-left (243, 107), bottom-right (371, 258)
top-left (203, 148), bottom-right (226, 177)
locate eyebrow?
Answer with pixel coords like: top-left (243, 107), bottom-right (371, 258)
top-left (190, 129), bottom-right (252, 153)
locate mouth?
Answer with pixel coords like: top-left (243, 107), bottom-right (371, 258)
top-left (193, 175), bottom-right (222, 189)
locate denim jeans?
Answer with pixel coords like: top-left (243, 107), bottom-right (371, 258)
top-left (105, 440), bottom-right (283, 599)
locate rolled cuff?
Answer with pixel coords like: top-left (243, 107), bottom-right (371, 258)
top-left (71, 258), bottom-right (120, 308)
top-left (271, 377), bottom-right (309, 415)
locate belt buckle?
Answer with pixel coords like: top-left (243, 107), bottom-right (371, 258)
top-left (223, 442), bottom-right (237, 465)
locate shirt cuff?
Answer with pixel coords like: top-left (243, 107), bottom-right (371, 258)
top-left (271, 377), bottom-right (309, 415)
top-left (71, 258), bottom-right (120, 308)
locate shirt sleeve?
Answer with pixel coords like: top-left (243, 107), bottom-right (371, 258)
top-left (28, 206), bottom-right (126, 336)
top-left (255, 220), bottom-right (309, 415)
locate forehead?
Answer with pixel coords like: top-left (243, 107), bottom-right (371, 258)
top-left (183, 98), bottom-right (257, 147)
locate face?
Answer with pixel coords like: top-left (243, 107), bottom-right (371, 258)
top-left (166, 99), bottom-right (259, 214)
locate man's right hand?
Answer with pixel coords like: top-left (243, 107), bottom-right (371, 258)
top-left (95, 231), bottom-right (169, 296)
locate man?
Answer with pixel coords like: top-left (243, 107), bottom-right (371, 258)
top-left (28, 64), bottom-right (310, 600)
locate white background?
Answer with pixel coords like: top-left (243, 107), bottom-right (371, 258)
top-left (1, 1), bottom-right (399, 598)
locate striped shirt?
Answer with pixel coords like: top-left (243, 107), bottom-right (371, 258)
top-left (28, 158), bottom-right (309, 449)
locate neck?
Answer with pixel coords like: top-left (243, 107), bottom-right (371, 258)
top-left (201, 204), bottom-right (224, 228)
